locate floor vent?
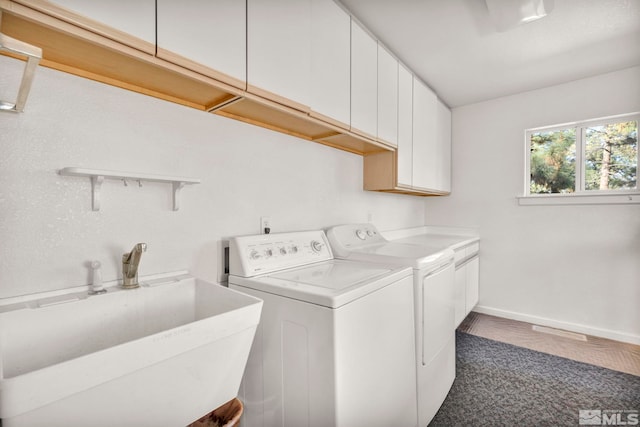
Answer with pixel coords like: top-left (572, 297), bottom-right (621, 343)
top-left (532, 325), bottom-right (588, 341)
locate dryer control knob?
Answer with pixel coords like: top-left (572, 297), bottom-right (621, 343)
top-left (249, 250), bottom-right (261, 260)
top-left (310, 240), bottom-right (324, 252)
top-left (356, 229), bottom-right (367, 240)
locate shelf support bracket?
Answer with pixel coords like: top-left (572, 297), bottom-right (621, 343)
top-left (172, 181), bottom-right (186, 211)
top-left (0, 33), bottom-right (42, 113)
top-left (91, 175), bottom-right (104, 211)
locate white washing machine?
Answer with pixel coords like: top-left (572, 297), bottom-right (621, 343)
top-left (326, 224), bottom-right (456, 427)
top-left (228, 230), bottom-right (418, 427)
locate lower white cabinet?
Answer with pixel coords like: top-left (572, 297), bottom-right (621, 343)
top-left (465, 257), bottom-right (480, 314)
top-left (454, 253), bottom-right (480, 327)
top-left (454, 266), bottom-right (467, 327)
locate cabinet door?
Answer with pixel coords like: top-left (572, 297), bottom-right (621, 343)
top-left (157, 0), bottom-right (246, 89)
top-left (247, 0), bottom-right (311, 110)
top-left (465, 257), bottom-right (480, 315)
top-left (436, 98), bottom-right (452, 192)
top-left (350, 20), bottom-right (377, 138)
top-left (310, 0), bottom-right (350, 127)
top-left (454, 266), bottom-right (466, 327)
top-left (396, 64), bottom-right (413, 187)
top-left (412, 78), bottom-right (437, 190)
top-left (44, 0), bottom-right (155, 48)
top-left (377, 44), bottom-right (398, 146)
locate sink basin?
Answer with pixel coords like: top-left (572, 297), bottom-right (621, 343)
top-left (0, 273), bottom-right (262, 427)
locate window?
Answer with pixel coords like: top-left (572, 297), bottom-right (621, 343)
top-left (522, 113), bottom-right (639, 204)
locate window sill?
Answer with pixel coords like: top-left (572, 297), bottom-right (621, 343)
top-left (517, 192), bottom-right (640, 206)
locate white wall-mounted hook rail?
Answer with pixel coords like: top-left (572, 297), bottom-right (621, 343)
top-left (0, 33), bottom-right (42, 113)
top-left (58, 167), bottom-right (201, 211)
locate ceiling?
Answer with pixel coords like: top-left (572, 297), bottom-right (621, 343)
top-left (339, 0), bottom-right (640, 108)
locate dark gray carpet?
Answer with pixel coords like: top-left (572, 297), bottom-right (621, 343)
top-left (429, 331), bottom-right (640, 426)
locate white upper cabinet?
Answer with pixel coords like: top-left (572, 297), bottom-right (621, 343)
top-left (247, 0), bottom-right (312, 110)
top-left (350, 20), bottom-right (377, 138)
top-left (365, 70), bottom-right (451, 195)
top-left (377, 44), bottom-right (398, 147)
top-left (310, 0), bottom-right (351, 127)
top-left (436, 98), bottom-right (452, 193)
top-left (156, 0), bottom-right (246, 89)
top-left (412, 77), bottom-right (438, 191)
top-left (396, 64), bottom-right (413, 188)
top-left (43, 0), bottom-right (155, 48)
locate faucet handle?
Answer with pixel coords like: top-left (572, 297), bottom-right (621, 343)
top-left (123, 243), bottom-right (147, 261)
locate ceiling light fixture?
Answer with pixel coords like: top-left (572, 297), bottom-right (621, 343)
top-left (485, 0), bottom-right (555, 32)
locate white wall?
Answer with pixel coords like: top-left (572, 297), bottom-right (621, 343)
top-left (0, 56), bottom-right (426, 299)
top-left (425, 66), bottom-right (640, 344)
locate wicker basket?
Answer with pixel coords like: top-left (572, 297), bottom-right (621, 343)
top-left (188, 398), bottom-right (243, 427)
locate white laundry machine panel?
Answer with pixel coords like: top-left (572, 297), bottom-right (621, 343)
top-left (416, 261), bottom-right (456, 426)
top-left (326, 224), bottom-right (456, 427)
top-left (420, 262), bottom-right (455, 367)
top-left (228, 230), bottom-right (418, 427)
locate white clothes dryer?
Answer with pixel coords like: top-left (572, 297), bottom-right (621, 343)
top-left (386, 230), bottom-right (480, 327)
top-left (326, 224), bottom-right (456, 427)
top-left (228, 230), bottom-right (418, 427)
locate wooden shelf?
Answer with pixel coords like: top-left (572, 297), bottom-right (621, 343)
top-left (0, 0), bottom-right (393, 156)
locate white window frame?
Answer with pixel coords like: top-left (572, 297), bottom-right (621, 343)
top-left (519, 112), bottom-right (640, 206)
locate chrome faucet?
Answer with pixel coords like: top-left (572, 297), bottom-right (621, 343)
top-left (122, 243), bottom-right (147, 289)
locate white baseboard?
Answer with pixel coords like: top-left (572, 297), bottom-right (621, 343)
top-left (473, 305), bottom-right (640, 346)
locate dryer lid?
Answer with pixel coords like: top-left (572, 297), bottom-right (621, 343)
top-left (338, 243), bottom-right (454, 270)
top-left (327, 224), bottom-right (454, 270)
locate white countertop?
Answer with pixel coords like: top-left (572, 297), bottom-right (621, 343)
top-left (382, 226), bottom-right (480, 252)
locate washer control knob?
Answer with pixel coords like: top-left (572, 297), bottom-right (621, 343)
top-left (280, 247), bottom-right (287, 255)
top-left (290, 245), bottom-right (298, 254)
top-left (366, 229), bottom-right (375, 237)
top-left (264, 248), bottom-right (273, 257)
top-left (249, 250), bottom-right (261, 260)
top-left (356, 229), bottom-right (367, 240)
top-left (310, 240), bottom-right (324, 252)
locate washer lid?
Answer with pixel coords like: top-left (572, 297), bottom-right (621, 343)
top-left (229, 259), bottom-right (412, 308)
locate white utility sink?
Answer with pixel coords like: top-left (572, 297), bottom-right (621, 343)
top-left (0, 273), bottom-right (262, 427)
